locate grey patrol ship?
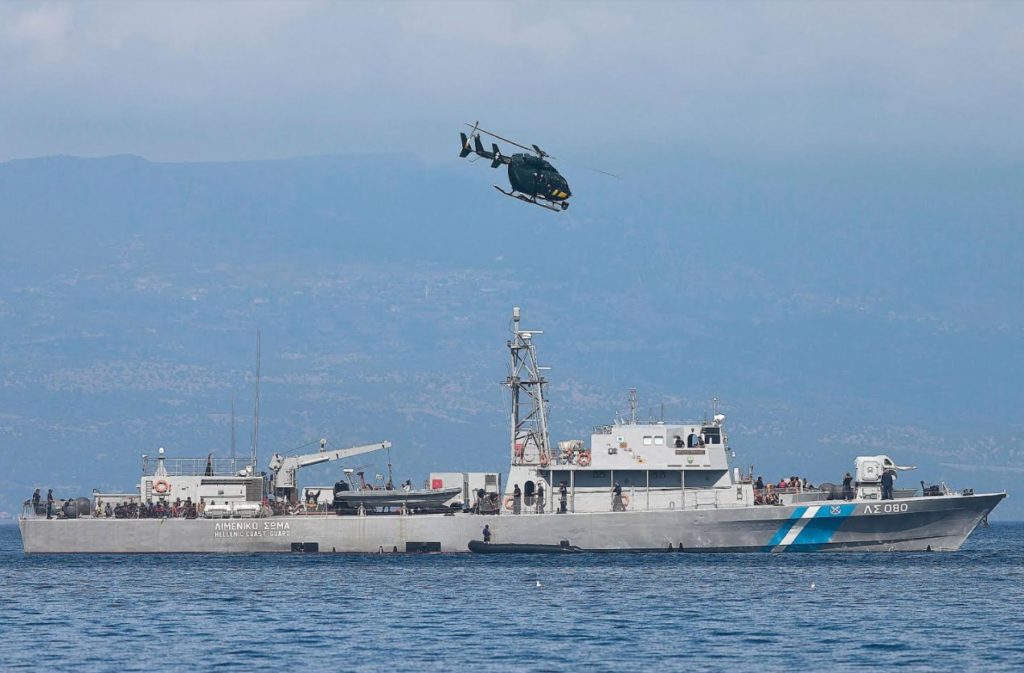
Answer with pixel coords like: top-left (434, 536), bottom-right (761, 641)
top-left (19, 307), bottom-right (1005, 554)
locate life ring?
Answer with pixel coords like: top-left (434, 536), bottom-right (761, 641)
top-left (620, 494), bottom-right (630, 508)
top-left (154, 479), bottom-right (170, 494)
top-left (578, 452), bottom-right (591, 467)
top-left (504, 496), bottom-right (515, 511)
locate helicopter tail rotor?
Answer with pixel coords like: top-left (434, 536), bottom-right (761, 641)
top-left (457, 121), bottom-right (512, 166)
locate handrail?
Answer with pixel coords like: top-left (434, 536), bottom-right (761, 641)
top-left (143, 457), bottom-right (253, 477)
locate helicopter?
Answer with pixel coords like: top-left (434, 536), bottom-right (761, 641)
top-left (459, 122), bottom-right (572, 212)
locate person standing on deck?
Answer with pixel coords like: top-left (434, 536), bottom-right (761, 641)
top-left (482, 524), bottom-right (492, 543)
top-left (536, 482), bottom-right (545, 514)
top-left (612, 481), bottom-right (624, 511)
top-left (513, 484), bottom-right (522, 514)
top-left (559, 481), bottom-right (568, 513)
top-left (842, 473), bottom-right (854, 501)
top-left (881, 469), bottom-right (895, 500)
top-left (31, 489), bottom-right (41, 515)
top-left (45, 489), bottom-right (54, 519)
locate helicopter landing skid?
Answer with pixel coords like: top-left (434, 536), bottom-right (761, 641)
top-left (493, 185), bottom-right (568, 212)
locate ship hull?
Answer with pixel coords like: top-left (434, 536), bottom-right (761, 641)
top-left (19, 493), bottom-right (1004, 554)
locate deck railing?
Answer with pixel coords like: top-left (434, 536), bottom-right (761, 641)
top-left (143, 457), bottom-right (252, 477)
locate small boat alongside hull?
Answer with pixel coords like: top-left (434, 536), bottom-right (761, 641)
top-left (468, 540), bottom-right (582, 554)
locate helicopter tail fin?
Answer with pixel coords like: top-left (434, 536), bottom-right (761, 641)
top-left (459, 133), bottom-right (471, 158)
top-left (489, 144), bottom-right (503, 169)
top-left (474, 135), bottom-right (487, 156)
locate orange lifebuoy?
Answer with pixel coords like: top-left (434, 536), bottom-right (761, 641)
top-left (578, 452), bottom-right (591, 467)
top-left (504, 496), bottom-right (515, 511)
top-left (620, 494), bottom-right (630, 508)
top-left (154, 479), bottom-right (170, 494)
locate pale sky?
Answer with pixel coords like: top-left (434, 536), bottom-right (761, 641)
top-left (1, 0), bottom-right (1021, 162)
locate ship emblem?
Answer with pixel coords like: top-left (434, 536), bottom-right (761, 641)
top-left (830, 505), bottom-right (842, 516)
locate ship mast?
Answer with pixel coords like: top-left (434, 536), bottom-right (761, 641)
top-left (505, 307), bottom-right (551, 465)
top-left (250, 329), bottom-right (261, 475)
top-left (230, 395), bottom-right (236, 463)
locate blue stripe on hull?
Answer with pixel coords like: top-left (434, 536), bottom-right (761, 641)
top-left (764, 504), bottom-right (856, 552)
top-left (785, 503), bottom-right (857, 551)
top-left (763, 506), bottom-right (807, 550)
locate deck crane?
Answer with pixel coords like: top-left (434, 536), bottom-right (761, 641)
top-left (268, 439), bottom-right (391, 504)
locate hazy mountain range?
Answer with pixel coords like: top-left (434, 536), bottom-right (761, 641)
top-left (0, 152), bottom-right (1020, 518)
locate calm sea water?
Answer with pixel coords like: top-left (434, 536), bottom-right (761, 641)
top-left (1, 522), bottom-right (1022, 672)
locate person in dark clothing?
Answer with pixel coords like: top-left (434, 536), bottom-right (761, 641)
top-left (536, 483), bottom-right (545, 514)
top-left (46, 489), bottom-right (54, 519)
top-left (482, 524), bottom-right (491, 543)
top-left (754, 476), bottom-right (764, 490)
top-left (612, 482), bottom-right (624, 511)
top-left (674, 435), bottom-right (684, 448)
top-left (559, 481), bottom-right (568, 513)
top-left (31, 489), bottom-right (41, 515)
top-left (842, 473), bottom-right (854, 501)
top-left (513, 484), bottom-right (522, 515)
top-left (881, 469), bottom-right (895, 500)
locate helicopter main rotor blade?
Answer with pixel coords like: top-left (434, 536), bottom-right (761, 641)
top-left (464, 122), bottom-right (540, 156)
top-left (584, 166), bottom-right (621, 179)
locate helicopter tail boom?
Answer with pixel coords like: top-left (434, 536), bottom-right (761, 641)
top-left (459, 131), bottom-right (510, 166)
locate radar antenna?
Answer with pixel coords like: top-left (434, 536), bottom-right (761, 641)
top-left (504, 307), bottom-right (551, 466)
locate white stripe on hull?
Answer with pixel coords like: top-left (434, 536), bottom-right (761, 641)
top-left (771, 505), bottom-right (820, 552)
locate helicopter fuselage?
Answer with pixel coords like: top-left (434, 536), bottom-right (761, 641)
top-left (508, 154), bottom-right (571, 202)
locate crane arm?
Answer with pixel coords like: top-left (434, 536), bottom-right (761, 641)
top-left (269, 441), bottom-right (391, 491)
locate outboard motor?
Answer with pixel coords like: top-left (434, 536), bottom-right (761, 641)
top-left (333, 481), bottom-right (352, 513)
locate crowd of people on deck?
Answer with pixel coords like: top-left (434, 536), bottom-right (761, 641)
top-left (98, 497), bottom-right (203, 519)
top-left (752, 475), bottom-right (815, 505)
top-left (30, 484), bottom-right (214, 520)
